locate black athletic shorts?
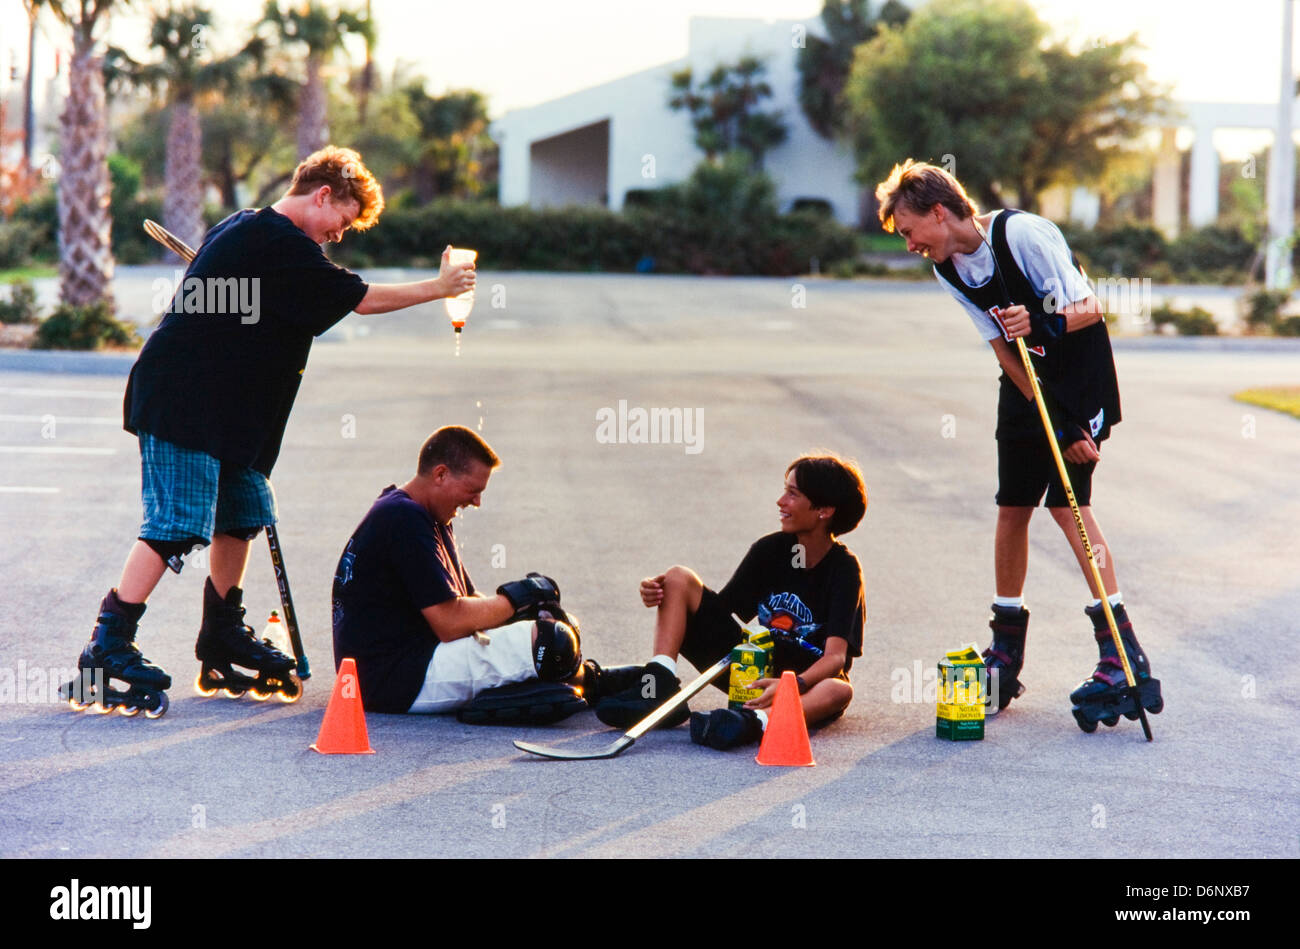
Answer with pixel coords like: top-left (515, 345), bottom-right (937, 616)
top-left (680, 587), bottom-right (850, 698)
top-left (997, 436), bottom-right (1096, 508)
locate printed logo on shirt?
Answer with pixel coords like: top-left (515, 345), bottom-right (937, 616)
top-left (989, 306), bottom-right (1045, 357)
top-left (335, 539), bottom-right (356, 586)
top-left (1089, 408), bottom-right (1104, 438)
top-left (757, 593), bottom-right (824, 659)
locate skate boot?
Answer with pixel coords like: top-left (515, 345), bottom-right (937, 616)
top-left (577, 659), bottom-right (646, 707)
top-left (690, 707), bottom-right (764, 750)
top-left (982, 604), bottom-right (1028, 713)
top-left (58, 590), bottom-right (171, 718)
top-left (1069, 602), bottom-right (1163, 733)
top-left (593, 661), bottom-right (690, 729)
top-left (194, 579), bottom-right (301, 702)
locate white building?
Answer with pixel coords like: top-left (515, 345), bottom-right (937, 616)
top-left (491, 16), bottom-right (866, 227)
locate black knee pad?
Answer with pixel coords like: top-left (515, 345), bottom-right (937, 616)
top-left (221, 526), bottom-right (263, 542)
top-left (533, 618), bottom-right (581, 682)
top-left (456, 679), bottom-right (587, 725)
top-left (142, 537), bottom-right (206, 574)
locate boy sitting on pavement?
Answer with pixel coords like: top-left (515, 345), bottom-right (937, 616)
top-left (595, 454), bottom-right (868, 750)
top-left (331, 425), bottom-right (640, 721)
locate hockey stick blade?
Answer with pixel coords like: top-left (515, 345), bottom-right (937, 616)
top-left (512, 656), bottom-right (730, 761)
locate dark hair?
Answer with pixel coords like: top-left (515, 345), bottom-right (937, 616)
top-left (417, 426), bottom-right (500, 476)
top-left (786, 454), bottom-right (868, 536)
top-left (875, 158), bottom-right (978, 233)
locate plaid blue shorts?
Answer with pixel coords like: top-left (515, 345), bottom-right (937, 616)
top-left (138, 432), bottom-right (277, 545)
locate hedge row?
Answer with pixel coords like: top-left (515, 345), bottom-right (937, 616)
top-left (332, 201), bottom-right (858, 276)
top-left (1058, 222), bottom-right (1261, 284)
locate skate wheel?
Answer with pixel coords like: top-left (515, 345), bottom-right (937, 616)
top-left (116, 703), bottom-right (140, 718)
top-left (144, 692), bottom-right (169, 719)
top-left (195, 674), bottom-right (218, 698)
top-left (1102, 716), bottom-right (1118, 727)
top-left (248, 686), bottom-right (272, 701)
top-left (1073, 709), bottom-right (1098, 733)
top-left (1124, 710), bottom-right (1140, 721)
top-left (66, 696), bottom-right (90, 712)
top-left (275, 674), bottom-right (303, 704)
top-left (1148, 696), bottom-right (1164, 714)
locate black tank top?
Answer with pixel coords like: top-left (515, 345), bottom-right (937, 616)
top-left (934, 209), bottom-right (1121, 442)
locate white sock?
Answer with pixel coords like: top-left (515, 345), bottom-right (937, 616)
top-left (1087, 593), bottom-right (1124, 609)
top-left (754, 710), bottom-right (769, 731)
top-left (649, 655), bottom-right (676, 675)
top-left (993, 595), bottom-right (1024, 609)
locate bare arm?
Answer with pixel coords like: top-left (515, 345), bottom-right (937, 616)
top-left (353, 246), bottom-right (476, 315)
top-left (421, 593), bottom-right (515, 644)
top-left (744, 637), bottom-right (850, 710)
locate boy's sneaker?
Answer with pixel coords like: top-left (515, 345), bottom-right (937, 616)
top-left (593, 661), bottom-right (689, 729)
top-left (690, 707), bottom-right (763, 750)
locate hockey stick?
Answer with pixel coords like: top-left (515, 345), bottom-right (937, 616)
top-left (973, 218), bottom-right (1151, 741)
top-left (142, 219), bottom-right (311, 679)
top-left (513, 655), bottom-right (730, 760)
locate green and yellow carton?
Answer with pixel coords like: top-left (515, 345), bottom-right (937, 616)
top-left (936, 643), bottom-right (985, 741)
top-left (728, 622), bottom-right (773, 710)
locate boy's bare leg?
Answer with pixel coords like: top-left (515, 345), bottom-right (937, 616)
top-left (652, 565), bottom-right (705, 658)
top-left (116, 541), bottom-right (169, 604)
top-left (1047, 505), bottom-right (1118, 598)
top-left (994, 506), bottom-right (1034, 597)
top-left (800, 678), bottom-right (853, 725)
top-left (209, 534), bottom-right (252, 599)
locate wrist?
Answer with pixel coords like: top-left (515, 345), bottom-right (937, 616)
top-left (795, 675), bottom-right (810, 694)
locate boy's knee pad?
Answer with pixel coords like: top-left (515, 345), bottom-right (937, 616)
top-left (142, 536), bottom-right (205, 574)
top-left (221, 526), bottom-right (263, 542)
top-left (533, 618), bottom-right (581, 682)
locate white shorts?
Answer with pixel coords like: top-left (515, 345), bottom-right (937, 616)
top-left (407, 620), bottom-right (536, 713)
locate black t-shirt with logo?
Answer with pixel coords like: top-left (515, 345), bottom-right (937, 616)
top-left (716, 532), bottom-right (866, 673)
top-left (124, 207), bottom-right (368, 475)
top-left (331, 486), bottom-right (475, 713)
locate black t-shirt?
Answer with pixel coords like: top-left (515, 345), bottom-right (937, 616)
top-left (331, 486), bottom-right (476, 713)
top-left (124, 207), bottom-right (369, 475)
top-left (717, 532), bottom-right (866, 673)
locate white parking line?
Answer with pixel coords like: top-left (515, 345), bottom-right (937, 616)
top-left (0, 386), bottom-right (120, 400)
top-left (0, 415), bottom-right (120, 425)
top-left (0, 446), bottom-right (117, 455)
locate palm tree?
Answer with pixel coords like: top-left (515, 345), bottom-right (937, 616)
top-left (106, 4), bottom-right (250, 253)
top-left (258, 0), bottom-right (373, 160)
top-left (30, 0), bottom-right (122, 309)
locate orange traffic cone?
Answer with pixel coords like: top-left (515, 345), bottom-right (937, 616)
top-left (756, 670), bottom-right (815, 767)
top-left (310, 658), bottom-right (375, 754)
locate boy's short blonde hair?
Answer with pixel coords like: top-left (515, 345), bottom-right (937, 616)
top-left (286, 145), bottom-right (385, 232)
top-left (875, 159), bottom-right (977, 233)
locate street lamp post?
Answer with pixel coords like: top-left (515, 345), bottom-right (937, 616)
top-left (1267, 0), bottom-right (1296, 290)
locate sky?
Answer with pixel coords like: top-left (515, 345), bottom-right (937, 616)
top-left (0, 0), bottom-right (1292, 159)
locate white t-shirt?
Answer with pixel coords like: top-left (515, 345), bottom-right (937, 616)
top-left (935, 210), bottom-right (1094, 341)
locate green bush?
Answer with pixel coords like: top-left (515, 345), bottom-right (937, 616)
top-left (0, 280), bottom-right (41, 324)
top-left (336, 196), bottom-right (858, 276)
top-left (0, 220), bottom-right (39, 269)
top-left (1166, 226), bottom-right (1255, 276)
top-left (1277, 315), bottom-right (1300, 337)
top-left (1244, 288), bottom-right (1289, 333)
top-left (33, 301), bottom-right (140, 350)
top-left (1063, 222), bottom-right (1167, 277)
top-left (1151, 302), bottom-right (1218, 336)
top-left (790, 197), bottom-right (833, 217)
